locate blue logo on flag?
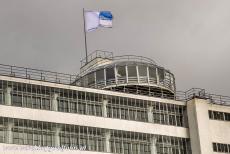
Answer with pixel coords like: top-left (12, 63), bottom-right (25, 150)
top-left (99, 11), bottom-right (113, 20)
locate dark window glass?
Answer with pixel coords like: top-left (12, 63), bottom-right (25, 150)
top-left (128, 66), bottom-right (137, 77)
top-left (88, 73), bottom-right (95, 85)
top-left (158, 68), bottom-right (165, 82)
top-left (149, 67), bottom-right (156, 78)
top-left (116, 66), bottom-right (126, 77)
top-left (138, 65), bottom-right (147, 76)
top-left (96, 70), bottom-right (104, 83)
top-left (42, 98), bottom-right (50, 110)
top-left (12, 94), bottom-right (22, 107)
top-left (208, 110), bottom-right (213, 119)
top-left (225, 113), bottom-right (230, 121)
top-left (0, 92), bottom-right (3, 104)
top-left (106, 68), bottom-right (115, 80)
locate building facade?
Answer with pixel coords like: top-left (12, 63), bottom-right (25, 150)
top-left (0, 51), bottom-right (229, 154)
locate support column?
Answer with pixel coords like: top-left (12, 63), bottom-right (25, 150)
top-left (4, 87), bottom-right (12, 105)
top-left (147, 106), bottom-right (153, 123)
top-left (150, 136), bottom-right (157, 154)
top-left (53, 126), bottom-right (61, 147)
top-left (104, 130), bottom-right (111, 153)
top-left (6, 120), bottom-right (14, 144)
top-left (51, 93), bottom-right (58, 111)
top-left (102, 99), bottom-right (108, 117)
top-left (156, 68), bottom-right (159, 85)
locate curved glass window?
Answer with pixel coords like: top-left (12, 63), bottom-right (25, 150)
top-left (158, 68), bottom-right (165, 82)
top-left (149, 67), bottom-right (156, 78)
top-left (128, 66), bottom-right (137, 77)
top-left (96, 69), bottom-right (104, 83)
top-left (116, 66), bottom-right (126, 78)
top-left (164, 71), bottom-right (171, 88)
top-left (138, 65), bottom-right (147, 77)
top-left (88, 72), bottom-right (95, 86)
top-left (106, 67), bottom-right (115, 80)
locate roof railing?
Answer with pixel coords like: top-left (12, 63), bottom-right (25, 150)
top-left (0, 63), bottom-right (78, 85)
top-left (80, 50), bottom-right (113, 67)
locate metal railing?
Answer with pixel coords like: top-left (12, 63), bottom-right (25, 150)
top-left (80, 50), bottom-right (114, 67)
top-left (0, 63), bottom-right (229, 106)
top-left (79, 50), bottom-right (159, 77)
top-left (176, 88), bottom-right (230, 106)
top-left (0, 64), bottom-right (77, 85)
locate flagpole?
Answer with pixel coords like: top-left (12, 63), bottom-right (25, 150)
top-left (83, 8), bottom-right (88, 64)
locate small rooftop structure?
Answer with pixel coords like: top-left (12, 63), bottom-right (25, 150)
top-left (74, 50), bottom-right (176, 98)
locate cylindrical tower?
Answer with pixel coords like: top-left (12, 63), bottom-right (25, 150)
top-left (75, 51), bottom-right (176, 99)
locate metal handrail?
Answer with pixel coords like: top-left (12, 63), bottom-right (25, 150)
top-left (80, 50), bottom-right (114, 66)
top-left (0, 63), bottom-right (77, 85)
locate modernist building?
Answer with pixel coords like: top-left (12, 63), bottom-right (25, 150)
top-left (0, 51), bottom-right (229, 154)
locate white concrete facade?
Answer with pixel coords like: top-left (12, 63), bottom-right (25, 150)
top-left (187, 98), bottom-right (230, 154)
top-left (0, 75), bottom-right (230, 154)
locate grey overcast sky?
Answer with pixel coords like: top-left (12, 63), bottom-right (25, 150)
top-left (0, 0), bottom-right (230, 95)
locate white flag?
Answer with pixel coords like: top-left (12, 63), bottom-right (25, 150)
top-left (85, 11), bottom-right (113, 32)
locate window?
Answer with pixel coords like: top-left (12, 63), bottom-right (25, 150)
top-left (116, 66), bottom-right (126, 78)
top-left (157, 68), bottom-right (165, 83)
top-left (13, 130), bottom-right (24, 145)
top-left (12, 94), bottom-right (22, 107)
top-left (209, 110), bottom-right (230, 121)
top-left (138, 65), bottom-right (147, 77)
top-left (149, 67), bottom-right (156, 78)
top-left (106, 67), bottom-right (115, 80)
top-left (58, 99), bottom-right (69, 112)
top-left (0, 92), bottom-right (3, 104)
top-left (0, 128), bottom-right (4, 143)
top-left (149, 67), bottom-right (157, 84)
top-left (33, 97), bottom-right (41, 109)
top-left (70, 101), bottom-right (77, 113)
top-left (88, 73), bottom-right (95, 86)
top-left (96, 69), bottom-right (104, 84)
top-left (128, 66), bottom-right (137, 77)
top-left (213, 142), bottom-right (230, 153)
top-left (42, 98), bottom-right (50, 110)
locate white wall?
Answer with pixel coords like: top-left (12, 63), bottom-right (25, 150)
top-left (187, 98), bottom-right (230, 154)
top-left (208, 104), bottom-right (230, 144)
top-left (187, 98), bottom-right (213, 154)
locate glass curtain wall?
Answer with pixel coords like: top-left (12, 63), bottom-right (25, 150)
top-left (0, 80), bottom-right (185, 127)
top-left (0, 117), bottom-right (191, 154)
